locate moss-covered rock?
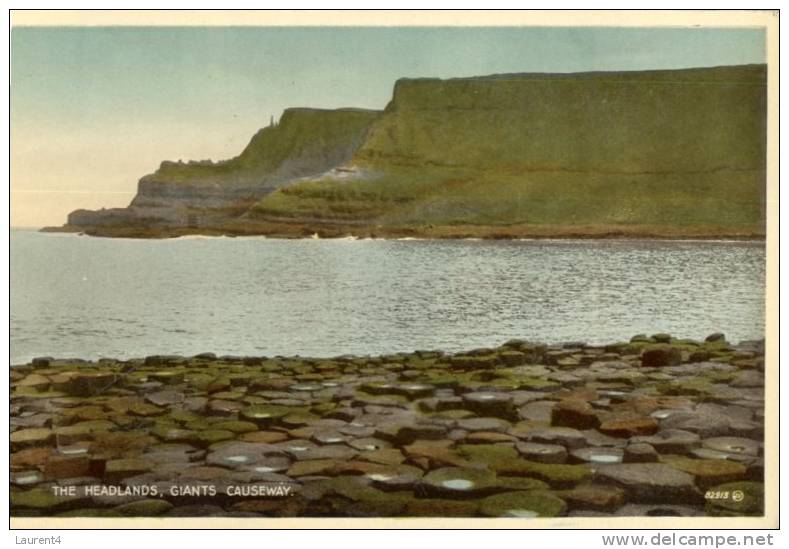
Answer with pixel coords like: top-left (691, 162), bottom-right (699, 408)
top-left (403, 498), bottom-right (479, 517)
top-left (10, 428), bottom-right (54, 450)
top-left (103, 458), bottom-right (153, 482)
top-left (148, 370), bottom-right (185, 384)
top-left (240, 404), bottom-right (295, 427)
top-left (461, 392), bottom-right (518, 420)
top-left (641, 345), bottom-right (682, 367)
top-left (114, 499), bottom-right (174, 516)
top-left (551, 399), bottom-right (600, 429)
top-left (11, 487), bottom-right (90, 511)
top-left (194, 429), bottom-right (235, 447)
top-left (660, 455), bottom-right (747, 488)
top-left (456, 443), bottom-right (590, 487)
top-left (479, 491), bottom-right (567, 517)
top-left (556, 484), bottom-right (626, 511)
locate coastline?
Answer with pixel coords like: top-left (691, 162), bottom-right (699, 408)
top-left (11, 334), bottom-right (765, 518)
top-left (39, 222), bottom-right (768, 242)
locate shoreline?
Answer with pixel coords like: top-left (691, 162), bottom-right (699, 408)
top-left (38, 224), bottom-right (767, 242)
top-left (11, 334), bottom-right (765, 518)
top-left (9, 334), bottom-right (768, 369)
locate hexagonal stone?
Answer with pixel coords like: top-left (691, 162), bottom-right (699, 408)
top-left (286, 459), bottom-right (338, 477)
top-left (702, 437), bottom-right (761, 457)
top-left (402, 440), bottom-right (470, 469)
top-left (147, 371), bottom-right (185, 384)
top-left (151, 426), bottom-right (200, 444)
top-left (193, 429), bottom-right (235, 447)
top-left (65, 372), bottom-right (118, 396)
top-left (296, 444), bottom-right (358, 461)
top-left (460, 443), bottom-right (585, 487)
top-left (310, 430), bottom-right (349, 445)
top-left (143, 444), bottom-right (205, 464)
top-left (516, 442), bottom-right (568, 464)
top-left (104, 459), bottom-right (153, 483)
top-left (145, 390), bottom-right (185, 407)
top-left (10, 428), bottom-right (54, 450)
top-left (525, 427), bottom-right (587, 449)
top-left (581, 428), bottom-right (628, 448)
top-left (551, 399), bottom-right (601, 430)
top-left (660, 412), bottom-right (732, 438)
top-left (289, 381), bottom-right (325, 392)
top-left (463, 431), bottom-right (518, 444)
top-left (375, 423), bottom-right (447, 445)
top-left (178, 465), bottom-right (236, 482)
top-left (42, 455), bottom-right (95, 480)
top-left (393, 383), bottom-right (435, 399)
top-left (624, 443), bottom-right (659, 463)
top-left (422, 394), bottom-right (464, 413)
top-left (16, 374), bottom-right (51, 392)
top-left (631, 429), bottom-right (701, 454)
top-left (240, 405), bottom-right (294, 427)
top-left (461, 392), bottom-right (517, 420)
top-left (207, 399), bottom-right (245, 416)
top-left (11, 487), bottom-right (91, 511)
top-left (347, 437), bottom-right (392, 452)
top-left (479, 491), bottom-right (566, 517)
top-left (238, 431), bottom-right (289, 444)
top-left (594, 463), bottom-right (701, 504)
top-left (212, 420), bottom-right (258, 434)
top-left (543, 349), bottom-right (574, 365)
top-left (598, 417), bottom-right (659, 438)
top-left (518, 401), bottom-right (556, 423)
top-left (11, 447), bottom-right (55, 470)
top-left (730, 370), bottom-right (763, 388)
top-left (570, 447), bottom-right (624, 465)
top-left (272, 439), bottom-right (320, 458)
top-left (114, 499), bottom-right (174, 516)
top-left (659, 455), bottom-right (747, 489)
top-left (641, 345), bottom-right (682, 367)
top-left (403, 498), bottom-right (479, 517)
top-left (205, 442), bottom-right (284, 469)
top-left (422, 467), bottom-right (498, 496)
top-left (556, 484), bottom-right (625, 512)
top-left (58, 405), bottom-right (107, 425)
top-left (13, 470), bottom-right (47, 492)
top-left (449, 354), bottom-right (499, 370)
top-left (12, 413), bottom-right (54, 430)
top-left (106, 397), bottom-right (164, 417)
top-left (454, 417), bottom-right (508, 433)
top-left (357, 448), bottom-right (405, 466)
top-left (497, 460), bottom-right (591, 488)
top-left (365, 464), bottom-right (424, 490)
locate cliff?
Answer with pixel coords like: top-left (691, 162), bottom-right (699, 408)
top-left (53, 65), bottom-right (767, 239)
top-left (63, 108), bottom-right (380, 234)
top-left (357, 65), bottom-right (766, 172)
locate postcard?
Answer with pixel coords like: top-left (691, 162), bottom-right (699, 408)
top-left (7, 9), bottom-right (779, 530)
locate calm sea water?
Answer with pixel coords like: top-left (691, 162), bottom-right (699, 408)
top-left (10, 229), bottom-right (765, 363)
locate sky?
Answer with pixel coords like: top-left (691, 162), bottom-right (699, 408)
top-left (10, 26), bottom-right (766, 227)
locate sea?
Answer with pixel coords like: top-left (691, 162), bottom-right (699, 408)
top-left (9, 229), bottom-right (766, 364)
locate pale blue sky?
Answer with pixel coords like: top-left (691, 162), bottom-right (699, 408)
top-left (10, 26), bottom-right (766, 226)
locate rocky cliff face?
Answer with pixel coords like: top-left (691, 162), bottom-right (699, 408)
top-left (246, 64), bottom-right (767, 238)
top-left (55, 65), bottom-right (767, 238)
top-left (62, 108), bottom-right (380, 232)
top-left (354, 65), bottom-right (766, 173)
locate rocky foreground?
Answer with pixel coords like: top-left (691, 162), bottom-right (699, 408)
top-left (10, 334), bottom-right (765, 518)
